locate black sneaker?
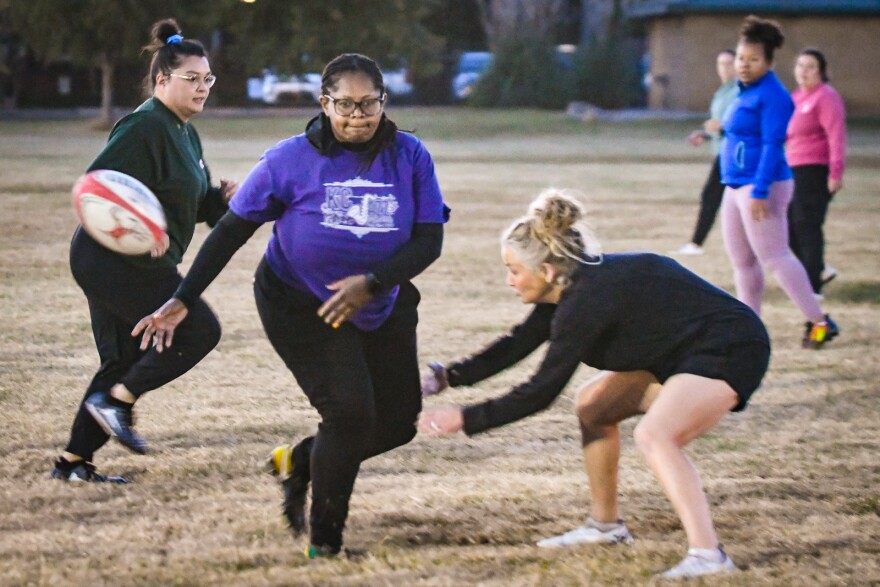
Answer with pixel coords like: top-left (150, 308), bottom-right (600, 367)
top-left (84, 391), bottom-right (148, 454)
top-left (50, 458), bottom-right (128, 483)
top-left (802, 314), bottom-right (840, 349)
top-left (265, 442), bottom-right (310, 535)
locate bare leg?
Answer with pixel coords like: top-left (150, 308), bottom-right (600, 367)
top-left (633, 374), bottom-right (737, 549)
top-left (576, 370), bottom-right (660, 522)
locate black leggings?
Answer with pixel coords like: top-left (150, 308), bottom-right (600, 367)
top-left (254, 258), bottom-right (421, 551)
top-left (65, 229), bottom-right (221, 461)
top-left (789, 164), bottom-right (832, 293)
top-left (690, 157), bottom-right (725, 246)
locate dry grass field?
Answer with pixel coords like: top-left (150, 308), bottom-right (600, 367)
top-left (1, 108), bottom-right (879, 586)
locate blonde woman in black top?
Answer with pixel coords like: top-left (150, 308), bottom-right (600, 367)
top-left (420, 189), bottom-right (769, 578)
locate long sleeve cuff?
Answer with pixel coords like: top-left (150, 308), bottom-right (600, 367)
top-left (462, 403), bottom-right (492, 436)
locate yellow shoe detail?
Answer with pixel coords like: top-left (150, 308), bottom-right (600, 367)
top-left (265, 444), bottom-right (293, 479)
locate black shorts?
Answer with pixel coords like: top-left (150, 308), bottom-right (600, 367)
top-left (665, 341), bottom-right (770, 412)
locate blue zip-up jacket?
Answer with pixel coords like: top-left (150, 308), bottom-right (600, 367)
top-left (720, 71), bottom-right (794, 199)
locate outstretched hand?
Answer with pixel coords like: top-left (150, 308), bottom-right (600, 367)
top-left (318, 275), bottom-right (374, 329)
top-left (131, 298), bottom-right (189, 352)
top-left (418, 406), bottom-right (465, 437)
top-left (421, 362), bottom-right (449, 397)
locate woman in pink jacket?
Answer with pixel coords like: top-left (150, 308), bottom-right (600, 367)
top-left (786, 48), bottom-right (847, 297)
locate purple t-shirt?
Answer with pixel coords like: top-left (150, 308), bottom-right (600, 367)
top-left (230, 131), bottom-right (447, 330)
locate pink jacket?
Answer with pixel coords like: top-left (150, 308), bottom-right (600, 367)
top-left (786, 83), bottom-right (847, 181)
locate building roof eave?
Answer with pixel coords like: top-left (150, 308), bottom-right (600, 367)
top-left (627, 0), bottom-right (880, 20)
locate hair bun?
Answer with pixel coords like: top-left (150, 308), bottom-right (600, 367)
top-left (740, 15), bottom-right (784, 50)
top-left (529, 188), bottom-right (584, 238)
top-left (152, 19), bottom-right (182, 45)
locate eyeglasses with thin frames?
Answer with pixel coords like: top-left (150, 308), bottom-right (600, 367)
top-left (323, 94), bottom-right (386, 116)
top-left (169, 73), bottom-right (217, 89)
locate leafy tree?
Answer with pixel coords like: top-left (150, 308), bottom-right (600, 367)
top-left (219, 0), bottom-right (443, 79)
top-left (470, 0), bottom-right (572, 108)
top-left (571, 0), bottom-right (644, 109)
top-left (0, 0), bottom-right (28, 108)
top-left (9, 0), bottom-right (209, 127)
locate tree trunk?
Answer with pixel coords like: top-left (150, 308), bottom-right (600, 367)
top-left (580, 0), bottom-right (617, 45)
top-left (96, 52), bottom-right (115, 130)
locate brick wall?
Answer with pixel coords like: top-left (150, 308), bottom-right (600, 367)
top-left (646, 14), bottom-right (880, 116)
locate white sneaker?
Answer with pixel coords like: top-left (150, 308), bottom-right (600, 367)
top-left (537, 519), bottom-right (634, 548)
top-left (659, 548), bottom-right (736, 579)
top-left (821, 265), bottom-right (838, 286)
top-left (669, 243), bottom-right (704, 255)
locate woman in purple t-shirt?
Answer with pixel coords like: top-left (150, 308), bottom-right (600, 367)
top-left (135, 54), bottom-right (449, 558)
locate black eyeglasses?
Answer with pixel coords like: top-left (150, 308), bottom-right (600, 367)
top-left (169, 73), bottom-right (217, 88)
top-left (323, 94), bottom-right (386, 116)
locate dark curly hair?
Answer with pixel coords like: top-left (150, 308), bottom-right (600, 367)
top-left (739, 15), bottom-right (784, 62)
top-left (800, 48), bottom-right (829, 83)
top-left (141, 18), bottom-right (208, 97)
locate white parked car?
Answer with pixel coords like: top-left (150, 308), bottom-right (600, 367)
top-left (383, 68), bottom-right (414, 100)
top-left (260, 72), bottom-right (322, 105)
top-left (252, 68), bottom-right (414, 105)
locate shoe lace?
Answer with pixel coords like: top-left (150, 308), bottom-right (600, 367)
top-left (81, 462), bottom-right (107, 482)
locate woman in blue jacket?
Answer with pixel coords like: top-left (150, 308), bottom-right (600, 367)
top-left (720, 15), bottom-right (838, 349)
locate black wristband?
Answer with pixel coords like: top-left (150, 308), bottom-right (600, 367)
top-left (365, 272), bottom-right (383, 294)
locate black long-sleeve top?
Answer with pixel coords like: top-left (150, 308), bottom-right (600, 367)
top-left (173, 211), bottom-right (442, 310)
top-left (451, 253), bottom-right (769, 435)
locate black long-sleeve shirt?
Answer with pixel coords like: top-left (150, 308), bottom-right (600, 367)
top-left (173, 211), bottom-right (442, 310)
top-left (452, 253), bottom-right (769, 435)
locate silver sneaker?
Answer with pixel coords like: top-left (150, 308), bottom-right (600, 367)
top-left (669, 243), bottom-right (704, 256)
top-left (659, 548), bottom-right (736, 579)
top-left (821, 265), bottom-right (838, 286)
top-left (537, 519), bottom-right (633, 548)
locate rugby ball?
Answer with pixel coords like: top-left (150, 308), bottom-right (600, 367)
top-left (72, 169), bottom-right (167, 255)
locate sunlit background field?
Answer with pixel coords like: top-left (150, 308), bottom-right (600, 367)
top-left (1, 109), bottom-right (878, 586)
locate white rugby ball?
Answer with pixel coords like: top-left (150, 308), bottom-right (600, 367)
top-left (72, 169), bottom-right (167, 255)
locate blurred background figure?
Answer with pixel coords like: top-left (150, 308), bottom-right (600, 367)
top-left (786, 48), bottom-right (847, 298)
top-left (719, 15), bottom-right (838, 349)
top-left (671, 49), bottom-right (737, 256)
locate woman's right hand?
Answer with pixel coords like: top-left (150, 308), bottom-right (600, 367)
top-left (132, 298), bottom-right (189, 352)
top-left (150, 233), bottom-right (170, 258)
top-left (750, 198), bottom-right (771, 222)
top-left (421, 362), bottom-right (449, 397)
top-left (687, 130), bottom-right (706, 146)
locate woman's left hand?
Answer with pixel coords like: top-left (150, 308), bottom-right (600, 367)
top-left (702, 118), bottom-right (723, 134)
top-left (828, 178), bottom-right (842, 196)
top-left (219, 178), bottom-right (240, 203)
top-left (418, 406), bottom-right (464, 437)
top-left (750, 198), bottom-right (770, 222)
top-left (318, 274), bottom-right (374, 328)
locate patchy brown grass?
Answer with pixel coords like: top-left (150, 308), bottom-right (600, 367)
top-left (1, 110), bottom-right (878, 586)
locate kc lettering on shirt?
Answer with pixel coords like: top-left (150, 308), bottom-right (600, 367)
top-left (230, 131), bottom-right (446, 330)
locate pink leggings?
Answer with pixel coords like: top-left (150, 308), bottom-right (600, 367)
top-left (721, 180), bottom-right (824, 322)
